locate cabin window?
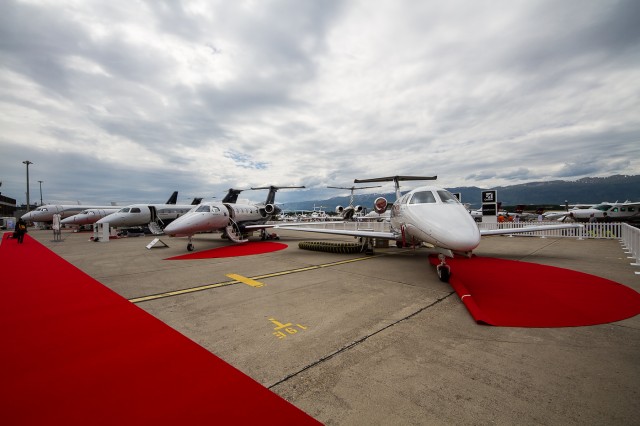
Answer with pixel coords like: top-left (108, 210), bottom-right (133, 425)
top-left (410, 191), bottom-right (436, 204)
top-left (629, 207), bottom-right (636, 212)
top-left (437, 190), bottom-right (460, 204)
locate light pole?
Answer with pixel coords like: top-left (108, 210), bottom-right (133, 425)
top-left (38, 180), bottom-right (43, 205)
top-left (23, 160), bottom-right (33, 212)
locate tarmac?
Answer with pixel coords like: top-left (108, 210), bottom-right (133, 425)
top-left (11, 228), bottom-right (640, 425)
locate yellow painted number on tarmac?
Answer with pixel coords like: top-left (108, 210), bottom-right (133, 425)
top-left (269, 318), bottom-right (308, 339)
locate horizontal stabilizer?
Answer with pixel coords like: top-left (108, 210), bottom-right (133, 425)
top-left (354, 175), bottom-right (437, 184)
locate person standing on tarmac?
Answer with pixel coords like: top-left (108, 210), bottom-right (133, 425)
top-left (14, 218), bottom-right (27, 244)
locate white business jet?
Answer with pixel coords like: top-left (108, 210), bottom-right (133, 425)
top-left (163, 186), bottom-right (305, 251)
top-left (60, 208), bottom-right (121, 226)
top-left (274, 176), bottom-right (582, 282)
top-left (22, 191), bottom-right (180, 224)
top-left (329, 184), bottom-right (382, 220)
top-left (96, 202), bottom-right (195, 231)
top-left (22, 203), bottom-right (118, 223)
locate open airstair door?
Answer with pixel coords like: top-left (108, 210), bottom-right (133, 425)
top-left (147, 206), bottom-right (164, 235)
top-left (225, 219), bottom-right (248, 243)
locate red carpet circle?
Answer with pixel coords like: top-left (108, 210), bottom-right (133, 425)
top-left (430, 255), bottom-right (640, 327)
top-left (165, 241), bottom-right (288, 260)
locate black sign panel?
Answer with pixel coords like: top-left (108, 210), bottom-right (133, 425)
top-left (481, 190), bottom-right (497, 203)
top-left (482, 204), bottom-right (497, 216)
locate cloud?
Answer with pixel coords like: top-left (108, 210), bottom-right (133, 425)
top-left (1, 0), bottom-right (639, 205)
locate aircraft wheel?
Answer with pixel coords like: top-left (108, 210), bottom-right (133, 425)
top-left (187, 243), bottom-right (194, 252)
top-left (396, 241), bottom-right (404, 248)
top-left (437, 265), bottom-right (450, 283)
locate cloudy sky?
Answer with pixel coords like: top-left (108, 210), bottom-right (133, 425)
top-left (1, 0), bottom-right (639, 206)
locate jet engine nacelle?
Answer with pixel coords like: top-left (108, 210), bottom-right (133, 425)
top-left (335, 205), bottom-right (344, 214)
top-left (354, 205), bottom-right (363, 213)
top-left (374, 197), bottom-right (388, 214)
top-left (264, 204), bottom-right (276, 214)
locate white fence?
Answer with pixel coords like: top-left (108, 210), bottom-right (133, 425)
top-left (620, 224), bottom-right (640, 268)
top-left (477, 221), bottom-right (622, 239)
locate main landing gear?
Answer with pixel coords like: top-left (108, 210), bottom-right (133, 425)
top-left (187, 236), bottom-right (194, 251)
top-left (436, 254), bottom-right (451, 283)
top-left (260, 229), bottom-right (280, 241)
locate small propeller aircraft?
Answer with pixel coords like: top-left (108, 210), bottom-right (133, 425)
top-left (163, 185), bottom-right (305, 251)
top-left (274, 176), bottom-right (583, 282)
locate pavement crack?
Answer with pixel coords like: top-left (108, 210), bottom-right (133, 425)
top-left (267, 291), bottom-right (455, 389)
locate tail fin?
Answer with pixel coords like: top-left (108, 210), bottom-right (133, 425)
top-left (165, 191), bottom-right (178, 204)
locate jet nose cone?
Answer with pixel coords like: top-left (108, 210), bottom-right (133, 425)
top-left (163, 216), bottom-right (190, 235)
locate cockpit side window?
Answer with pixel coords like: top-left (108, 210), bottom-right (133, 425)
top-left (437, 190), bottom-right (460, 204)
top-left (211, 206), bottom-right (221, 213)
top-left (410, 191), bottom-right (437, 204)
top-left (130, 208), bottom-right (142, 213)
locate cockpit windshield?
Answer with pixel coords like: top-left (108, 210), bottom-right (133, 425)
top-left (437, 190), bottom-right (460, 204)
top-left (118, 208), bottom-right (130, 213)
top-left (594, 204), bottom-right (611, 212)
top-left (410, 191), bottom-right (437, 204)
top-left (196, 205), bottom-right (210, 212)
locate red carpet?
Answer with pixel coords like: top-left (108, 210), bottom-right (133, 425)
top-left (0, 233), bottom-right (319, 425)
top-left (165, 241), bottom-right (287, 260)
top-left (430, 255), bottom-right (640, 327)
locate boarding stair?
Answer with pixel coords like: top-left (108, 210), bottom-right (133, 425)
top-left (225, 219), bottom-right (248, 243)
top-left (147, 221), bottom-right (164, 235)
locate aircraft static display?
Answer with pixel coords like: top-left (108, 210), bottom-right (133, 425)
top-left (60, 208), bottom-right (121, 226)
top-left (95, 202), bottom-right (196, 231)
top-left (329, 184), bottom-right (382, 220)
top-left (21, 191), bottom-right (180, 224)
top-left (558, 201), bottom-right (640, 222)
top-left (163, 186), bottom-right (305, 251)
top-left (22, 203), bottom-right (119, 223)
top-left (274, 176), bottom-right (583, 282)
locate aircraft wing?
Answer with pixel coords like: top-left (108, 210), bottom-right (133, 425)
top-left (242, 221), bottom-right (345, 231)
top-left (479, 223), bottom-right (582, 236)
top-left (273, 224), bottom-right (397, 240)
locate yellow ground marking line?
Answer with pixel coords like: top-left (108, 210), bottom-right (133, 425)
top-left (129, 250), bottom-right (412, 304)
top-left (226, 273), bottom-right (265, 288)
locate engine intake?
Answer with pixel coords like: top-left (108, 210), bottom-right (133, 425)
top-left (374, 197), bottom-right (388, 214)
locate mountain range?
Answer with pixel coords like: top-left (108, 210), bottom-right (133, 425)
top-left (283, 175), bottom-right (640, 212)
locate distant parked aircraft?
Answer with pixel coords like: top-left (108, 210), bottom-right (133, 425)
top-left (163, 186), bottom-right (305, 251)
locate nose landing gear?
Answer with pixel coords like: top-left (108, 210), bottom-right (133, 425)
top-left (436, 254), bottom-right (451, 282)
